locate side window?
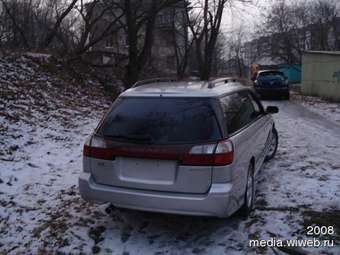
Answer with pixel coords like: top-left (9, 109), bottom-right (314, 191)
top-left (220, 93), bottom-right (243, 134)
top-left (220, 92), bottom-right (257, 134)
top-left (238, 93), bottom-right (257, 126)
top-left (248, 92), bottom-right (264, 117)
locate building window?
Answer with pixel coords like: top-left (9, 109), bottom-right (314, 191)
top-left (157, 12), bottom-right (173, 27)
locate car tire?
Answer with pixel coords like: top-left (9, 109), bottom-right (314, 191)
top-left (240, 163), bottom-right (255, 216)
top-left (265, 128), bottom-right (278, 162)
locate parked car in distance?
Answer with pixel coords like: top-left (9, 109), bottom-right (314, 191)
top-left (79, 78), bottom-right (279, 218)
top-left (253, 70), bottom-right (290, 100)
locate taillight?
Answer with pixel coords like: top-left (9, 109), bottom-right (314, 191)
top-left (83, 136), bottom-right (115, 160)
top-left (213, 140), bottom-right (234, 165)
top-left (182, 140), bottom-right (234, 166)
top-left (83, 135), bottom-right (92, 157)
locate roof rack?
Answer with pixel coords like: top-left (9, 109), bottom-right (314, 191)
top-left (208, 77), bottom-right (239, 88)
top-left (132, 77), bottom-right (178, 88)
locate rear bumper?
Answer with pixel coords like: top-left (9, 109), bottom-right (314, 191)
top-left (79, 173), bottom-right (237, 218)
top-left (255, 87), bottom-right (289, 96)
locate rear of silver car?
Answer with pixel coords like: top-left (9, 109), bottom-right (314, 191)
top-left (80, 145), bottom-right (237, 217)
top-left (79, 97), bottom-right (246, 217)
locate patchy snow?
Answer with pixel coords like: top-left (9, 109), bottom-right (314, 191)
top-left (1, 58), bottom-right (340, 254)
top-left (24, 52), bottom-right (52, 62)
top-left (292, 93), bottom-right (340, 125)
top-left (250, 100), bottom-right (340, 254)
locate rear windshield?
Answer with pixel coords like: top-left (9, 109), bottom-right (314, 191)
top-left (98, 97), bottom-right (221, 144)
top-left (258, 72), bottom-right (284, 81)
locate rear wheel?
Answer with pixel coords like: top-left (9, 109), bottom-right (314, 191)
top-left (265, 128), bottom-right (278, 162)
top-left (241, 163), bottom-right (255, 216)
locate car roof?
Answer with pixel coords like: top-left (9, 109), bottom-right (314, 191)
top-left (258, 70), bottom-right (283, 74)
top-left (120, 80), bottom-right (251, 98)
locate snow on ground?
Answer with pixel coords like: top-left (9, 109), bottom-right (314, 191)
top-left (1, 59), bottom-right (340, 254)
top-left (249, 100), bottom-right (340, 254)
top-left (24, 52), bottom-right (52, 61)
top-left (292, 93), bottom-right (340, 124)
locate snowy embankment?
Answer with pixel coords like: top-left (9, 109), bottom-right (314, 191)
top-left (0, 54), bottom-right (111, 253)
top-left (292, 93), bottom-right (340, 124)
top-left (1, 58), bottom-right (340, 255)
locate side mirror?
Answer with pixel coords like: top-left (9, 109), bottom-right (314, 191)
top-left (266, 106), bottom-right (279, 114)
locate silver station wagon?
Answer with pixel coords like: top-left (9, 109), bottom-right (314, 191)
top-left (79, 78), bottom-right (279, 217)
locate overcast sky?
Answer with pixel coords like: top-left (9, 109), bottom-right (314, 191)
top-left (221, 0), bottom-right (274, 37)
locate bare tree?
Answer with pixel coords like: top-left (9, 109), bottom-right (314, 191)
top-left (0, 0), bottom-right (30, 48)
top-left (225, 26), bottom-right (245, 77)
top-left (259, 0), bottom-right (311, 64)
top-left (0, 0), bottom-right (80, 52)
top-left (258, 0), bottom-right (339, 64)
top-left (41, 0), bottom-right (78, 49)
top-left (73, 0), bottom-right (125, 56)
top-left (119, 0), bottom-right (183, 87)
top-left (170, 2), bottom-right (192, 78)
top-left (309, 0), bottom-right (339, 51)
top-left (186, 0), bottom-right (228, 80)
top-left (187, 0), bottom-right (250, 80)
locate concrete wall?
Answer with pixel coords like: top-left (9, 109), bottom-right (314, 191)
top-left (302, 51), bottom-right (340, 101)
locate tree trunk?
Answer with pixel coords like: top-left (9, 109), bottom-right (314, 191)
top-left (42, 0), bottom-right (78, 49)
top-left (1, 0), bottom-right (30, 48)
top-left (123, 0), bottom-right (158, 88)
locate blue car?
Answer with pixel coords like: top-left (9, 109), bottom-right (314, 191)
top-left (253, 70), bottom-right (290, 100)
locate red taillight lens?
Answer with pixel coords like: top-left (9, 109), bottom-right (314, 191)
top-left (83, 135), bottom-right (92, 157)
top-left (83, 136), bottom-right (116, 160)
top-left (213, 140), bottom-right (234, 165)
top-left (83, 136), bottom-right (183, 161)
top-left (182, 140), bottom-right (234, 166)
top-left (83, 144), bottom-right (91, 157)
